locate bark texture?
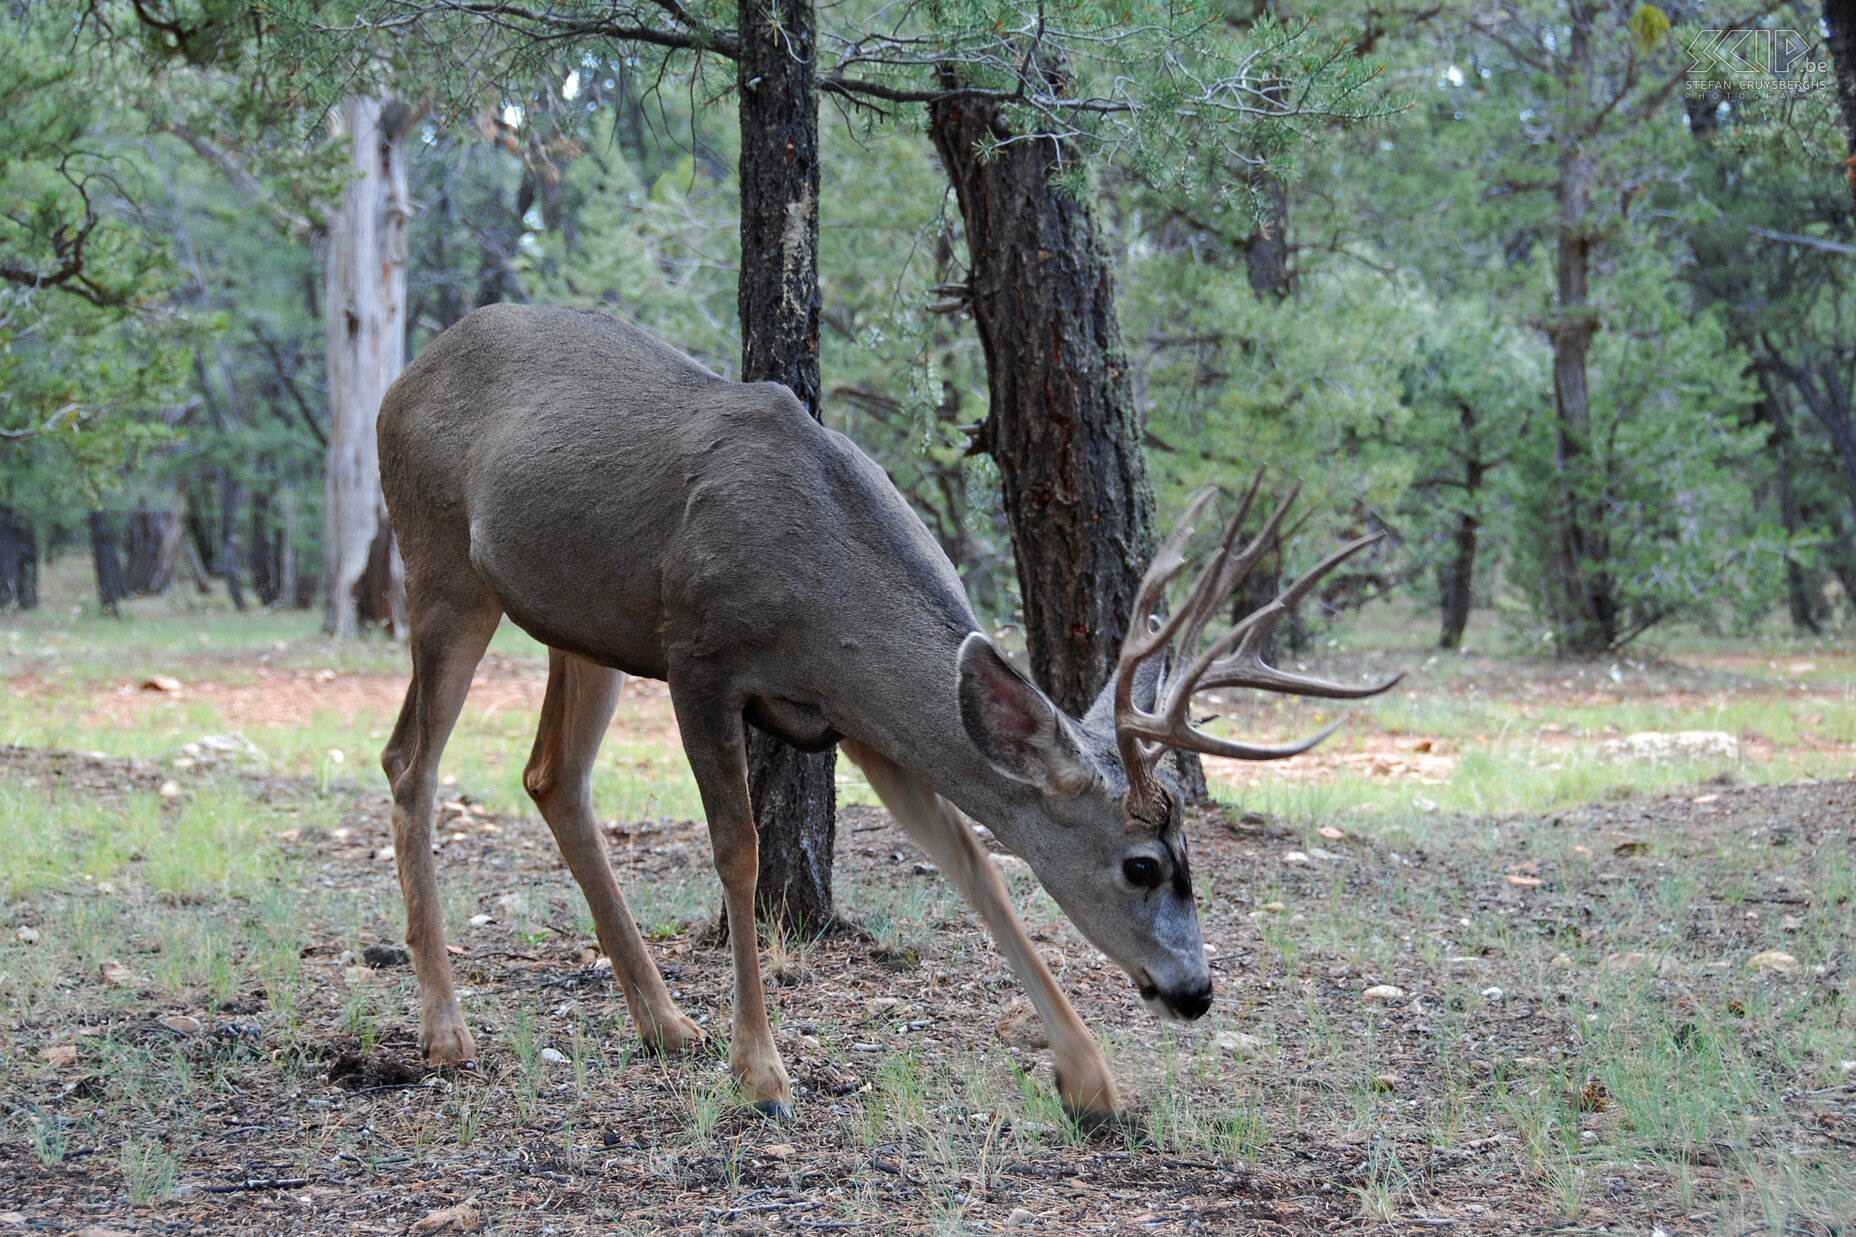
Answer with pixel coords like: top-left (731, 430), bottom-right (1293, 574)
top-left (89, 511), bottom-right (127, 616)
top-left (927, 90), bottom-right (1157, 720)
top-left (1545, 6), bottom-right (1617, 654)
top-left (1438, 401), bottom-right (1484, 649)
top-left (1753, 372), bottom-right (1823, 633)
top-left (323, 96), bottom-right (416, 638)
top-left (1826, 0), bottom-right (1856, 223)
top-left (0, 509), bottom-right (37, 611)
top-left (738, 0), bottom-right (836, 935)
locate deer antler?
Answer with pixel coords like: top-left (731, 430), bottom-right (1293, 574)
top-left (1115, 475), bottom-right (1402, 821)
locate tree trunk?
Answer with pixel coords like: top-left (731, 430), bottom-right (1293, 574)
top-left (220, 470), bottom-right (247, 612)
top-left (1439, 402), bottom-right (1484, 649)
top-left (1754, 375), bottom-right (1823, 633)
top-left (1545, 15), bottom-right (1617, 655)
top-left (1825, 0), bottom-right (1856, 223)
top-left (251, 489), bottom-right (277, 606)
top-left (323, 96), bottom-right (417, 638)
top-left (280, 483), bottom-right (302, 608)
top-left (927, 87), bottom-right (1157, 720)
top-left (738, 0), bottom-right (837, 935)
top-left (89, 511), bottom-right (127, 617)
top-left (0, 508), bottom-right (36, 611)
top-left (1439, 511), bottom-right (1479, 649)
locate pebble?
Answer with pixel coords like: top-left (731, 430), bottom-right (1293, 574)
top-left (1282, 851), bottom-right (1311, 865)
top-left (1748, 950), bottom-right (1797, 974)
top-left (1214, 1031), bottom-right (1263, 1057)
top-left (160, 1015), bottom-right (203, 1035)
top-left (14, 926), bottom-right (38, 944)
top-left (1481, 986), bottom-right (1505, 1002)
top-left (539, 1047), bottom-right (569, 1064)
top-left (158, 780), bottom-right (181, 798)
top-left (1362, 985), bottom-right (1406, 1002)
top-left (1008, 1208), bottom-right (1034, 1227)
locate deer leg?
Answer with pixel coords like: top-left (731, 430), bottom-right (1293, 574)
top-left (523, 649), bottom-right (703, 1055)
top-left (383, 593), bottom-right (500, 1065)
top-left (841, 739), bottom-right (1121, 1121)
top-left (666, 669), bottom-right (791, 1117)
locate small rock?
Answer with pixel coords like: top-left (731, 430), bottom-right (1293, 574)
top-left (1362, 985), bottom-right (1406, 1002)
top-left (14, 926), bottom-right (39, 944)
top-left (1779, 915), bottom-right (1805, 931)
top-left (141, 675), bottom-right (183, 693)
top-left (1308, 847), bottom-right (1345, 862)
top-left (468, 914), bottom-right (494, 927)
top-left (40, 1043), bottom-right (78, 1067)
top-left (0, 1211), bottom-right (24, 1226)
top-left (1505, 874), bottom-right (1541, 887)
top-left (160, 1015), bottom-right (202, 1035)
top-left (1317, 825), bottom-right (1345, 841)
top-left (409, 1204), bottom-right (480, 1235)
top-left (99, 959), bottom-right (135, 986)
top-left (1748, 950), bottom-right (1797, 974)
top-left (1214, 1031), bottom-right (1263, 1057)
top-left (1259, 901), bottom-right (1286, 913)
top-left (539, 1047), bottom-right (569, 1064)
top-left (1839, 1060), bottom-right (1855, 1074)
top-left (1550, 953), bottom-right (1574, 969)
top-left (1372, 1073), bottom-right (1399, 1091)
top-left (1007, 1207), bottom-right (1034, 1227)
top-left (1281, 851), bottom-right (1311, 865)
top-left (341, 966), bottom-right (377, 985)
top-left (1481, 986), bottom-right (1505, 1002)
top-left (761, 1142), bottom-right (796, 1160)
top-left (361, 943), bottom-right (411, 968)
top-left (1601, 951), bottom-right (1680, 976)
top-left (158, 780), bottom-right (180, 798)
top-left (1602, 730), bottom-right (1738, 762)
top-left (911, 861), bottom-right (938, 876)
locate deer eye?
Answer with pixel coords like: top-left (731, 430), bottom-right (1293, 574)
top-left (1122, 856), bottom-right (1162, 888)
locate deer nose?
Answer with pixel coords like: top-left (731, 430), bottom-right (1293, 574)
top-left (1164, 977), bottom-right (1213, 1021)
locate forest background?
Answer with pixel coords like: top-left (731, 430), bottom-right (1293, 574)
top-left (5, 0), bottom-right (1855, 662)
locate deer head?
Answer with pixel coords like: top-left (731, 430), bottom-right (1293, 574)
top-left (957, 473), bottom-right (1400, 1022)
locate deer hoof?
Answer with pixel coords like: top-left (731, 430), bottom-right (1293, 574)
top-left (637, 1011), bottom-right (705, 1056)
top-left (1053, 1065), bottom-right (1122, 1130)
top-left (750, 1098), bottom-right (793, 1122)
top-left (422, 1020), bottom-right (477, 1066)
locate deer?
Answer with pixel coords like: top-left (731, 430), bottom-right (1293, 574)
top-left (376, 303), bottom-right (1395, 1122)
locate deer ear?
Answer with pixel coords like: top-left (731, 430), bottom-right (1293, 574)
top-left (956, 634), bottom-right (1093, 795)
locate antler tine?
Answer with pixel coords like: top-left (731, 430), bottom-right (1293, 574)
top-left (1173, 473), bottom-right (1288, 666)
top-left (1194, 532), bottom-right (1405, 700)
top-left (1146, 715), bottom-right (1350, 763)
top-left (1119, 527), bottom-right (1399, 772)
top-left (1120, 486), bottom-right (1220, 666)
top-left (1114, 486), bottom-right (1222, 815)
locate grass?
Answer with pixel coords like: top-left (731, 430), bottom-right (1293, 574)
top-left (0, 582), bottom-right (1852, 1231)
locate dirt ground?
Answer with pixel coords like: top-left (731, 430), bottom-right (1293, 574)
top-left (1, 640), bottom-right (1852, 1235)
top-left (2, 747), bottom-right (1852, 1234)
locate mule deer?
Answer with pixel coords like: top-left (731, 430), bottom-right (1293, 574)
top-left (378, 304), bottom-right (1393, 1121)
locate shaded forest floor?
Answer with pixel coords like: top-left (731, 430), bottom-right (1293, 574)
top-left (0, 607), bottom-right (1851, 1234)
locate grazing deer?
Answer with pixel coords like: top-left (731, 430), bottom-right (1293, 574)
top-left (377, 304), bottom-right (1393, 1121)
